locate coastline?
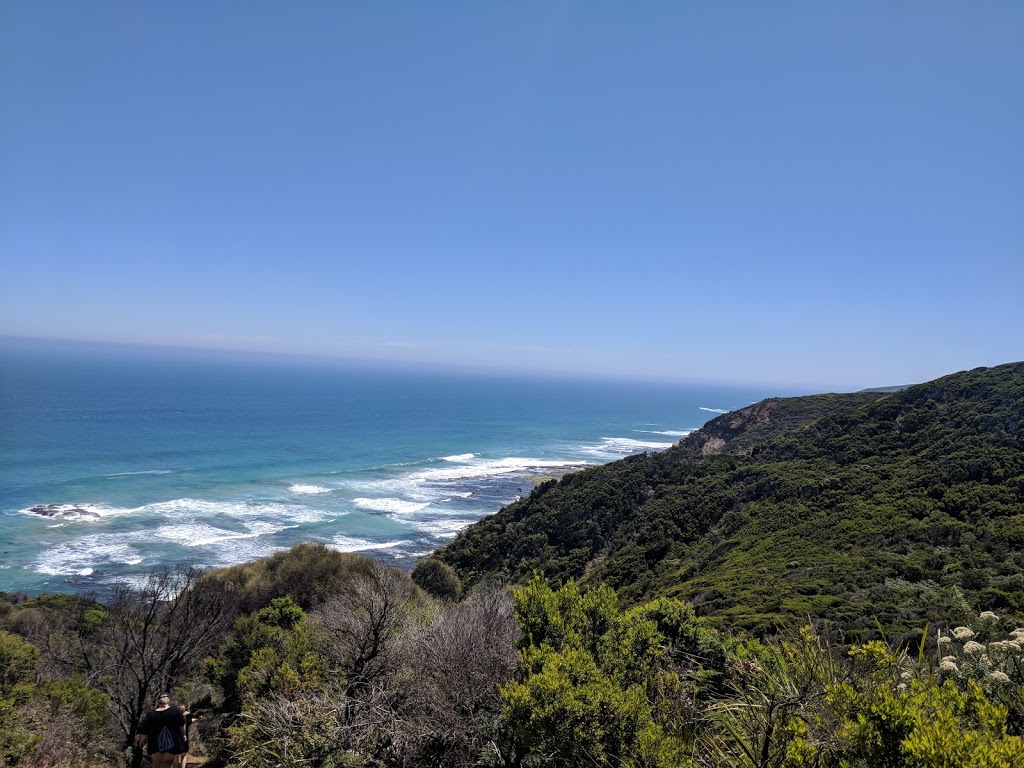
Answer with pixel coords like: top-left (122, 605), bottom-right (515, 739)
top-left (0, 343), bottom-right (768, 597)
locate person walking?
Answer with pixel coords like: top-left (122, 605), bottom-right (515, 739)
top-left (137, 692), bottom-right (186, 768)
top-left (176, 700), bottom-right (201, 768)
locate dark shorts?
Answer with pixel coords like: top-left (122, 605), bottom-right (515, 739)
top-left (147, 743), bottom-right (185, 756)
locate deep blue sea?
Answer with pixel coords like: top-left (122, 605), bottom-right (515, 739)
top-left (0, 339), bottom-right (795, 596)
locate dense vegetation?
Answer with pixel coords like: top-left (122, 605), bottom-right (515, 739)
top-left (3, 552), bottom-right (1024, 767)
top-left (434, 363), bottom-right (1024, 638)
top-left (1, 362), bottom-right (1022, 766)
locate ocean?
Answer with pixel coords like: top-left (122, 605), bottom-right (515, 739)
top-left (0, 339), bottom-right (794, 596)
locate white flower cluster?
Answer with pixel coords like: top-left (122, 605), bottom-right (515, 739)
top-left (935, 621), bottom-right (1024, 689)
top-left (989, 639), bottom-right (1024, 652)
top-left (952, 626), bottom-right (975, 641)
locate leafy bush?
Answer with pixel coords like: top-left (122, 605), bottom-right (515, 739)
top-left (411, 558), bottom-right (463, 601)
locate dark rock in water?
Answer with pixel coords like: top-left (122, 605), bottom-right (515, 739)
top-left (29, 504), bottom-right (100, 520)
top-left (29, 504), bottom-right (64, 517)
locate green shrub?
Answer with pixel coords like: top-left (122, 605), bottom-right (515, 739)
top-left (411, 558), bottom-right (462, 601)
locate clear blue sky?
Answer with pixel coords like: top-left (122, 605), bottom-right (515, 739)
top-left (1, 1), bottom-right (1021, 389)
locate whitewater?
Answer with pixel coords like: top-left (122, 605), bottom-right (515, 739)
top-left (0, 339), bottom-right (788, 596)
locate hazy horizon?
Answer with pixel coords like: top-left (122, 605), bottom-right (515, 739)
top-left (3, 333), bottom-right (1012, 394)
top-left (1, 334), bottom-right (826, 391)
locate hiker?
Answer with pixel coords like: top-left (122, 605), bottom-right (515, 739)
top-left (138, 692), bottom-right (186, 768)
top-left (176, 700), bottom-right (201, 768)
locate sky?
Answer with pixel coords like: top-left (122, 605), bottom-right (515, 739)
top-left (1, 1), bottom-right (1021, 389)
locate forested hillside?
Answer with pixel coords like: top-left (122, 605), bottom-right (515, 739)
top-left (434, 363), bottom-right (1024, 636)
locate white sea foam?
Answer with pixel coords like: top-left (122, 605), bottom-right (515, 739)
top-left (329, 535), bottom-right (413, 553)
top-left (436, 491), bottom-right (474, 503)
top-left (285, 507), bottom-right (344, 524)
top-left (699, 406), bottom-right (730, 414)
top-left (634, 429), bottom-right (694, 437)
top-left (430, 491), bottom-right (474, 502)
top-left (343, 458), bottom-right (586, 510)
top-left (202, 539), bottom-right (287, 568)
top-left (582, 437), bottom-right (674, 457)
top-left (342, 460), bottom-right (585, 520)
top-left (409, 457), bottom-right (580, 483)
top-left (353, 498), bottom-right (431, 514)
top-left (289, 484), bottom-right (332, 495)
top-left (440, 453), bottom-right (475, 462)
top-left (143, 498), bottom-right (334, 524)
top-left (102, 573), bottom-right (156, 591)
top-left (33, 534), bottom-right (145, 576)
top-left (153, 520), bottom-right (289, 547)
top-left (434, 489), bottom-right (477, 501)
top-left (407, 517), bottom-right (475, 539)
top-left (344, 477), bottom-right (435, 501)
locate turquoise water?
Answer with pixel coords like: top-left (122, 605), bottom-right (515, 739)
top-left (0, 339), bottom-right (791, 596)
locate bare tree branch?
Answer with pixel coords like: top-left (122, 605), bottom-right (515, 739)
top-left (38, 566), bottom-right (237, 768)
top-left (311, 560), bottom-right (414, 698)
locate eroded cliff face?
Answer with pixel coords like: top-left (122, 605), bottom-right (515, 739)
top-left (678, 389), bottom-right (895, 459)
top-left (679, 400), bottom-right (783, 456)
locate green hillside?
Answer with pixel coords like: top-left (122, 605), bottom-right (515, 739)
top-left (434, 363), bottom-right (1024, 637)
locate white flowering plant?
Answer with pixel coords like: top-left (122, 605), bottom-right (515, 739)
top-left (931, 612), bottom-right (1024, 735)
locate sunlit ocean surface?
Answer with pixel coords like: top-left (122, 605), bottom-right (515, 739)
top-left (0, 339), bottom-right (790, 596)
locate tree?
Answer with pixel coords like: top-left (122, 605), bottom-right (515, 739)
top-left (210, 542), bottom-right (383, 613)
top-left (40, 566), bottom-right (236, 768)
top-left (502, 576), bottom-right (693, 767)
top-left (401, 584), bottom-right (521, 766)
top-left (311, 560), bottom-right (415, 698)
top-left (209, 596), bottom-right (322, 710)
top-left (224, 563), bottom-right (417, 766)
top-left (411, 558), bottom-right (463, 601)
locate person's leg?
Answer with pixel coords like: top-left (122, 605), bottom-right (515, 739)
top-left (153, 752), bottom-right (175, 768)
